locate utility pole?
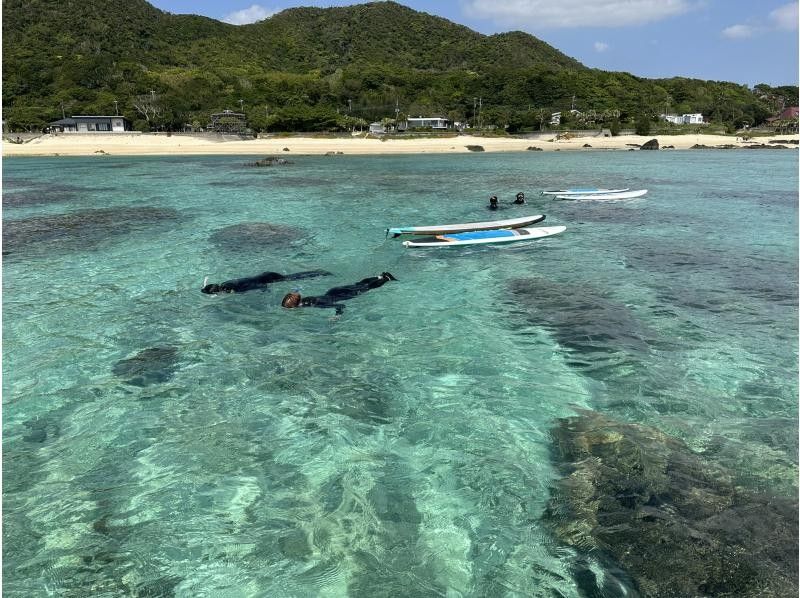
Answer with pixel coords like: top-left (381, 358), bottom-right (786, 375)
top-left (114, 100), bottom-right (119, 116)
top-left (348, 98), bottom-right (352, 112)
top-left (395, 98), bottom-right (399, 127)
top-left (239, 99), bottom-right (244, 112)
top-left (473, 97), bottom-right (477, 128)
top-left (60, 101), bottom-right (66, 119)
top-left (478, 97), bottom-right (482, 130)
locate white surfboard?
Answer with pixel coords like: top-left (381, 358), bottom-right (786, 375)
top-left (403, 225), bottom-right (566, 247)
top-left (387, 214), bottom-right (545, 237)
top-left (542, 187), bottom-right (629, 196)
top-left (555, 189), bottom-right (647, 200)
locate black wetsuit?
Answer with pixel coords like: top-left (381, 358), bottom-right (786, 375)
top-left (300, 273), bottom-right (396, 314)
top-left (513, 193), bottom-right (526, 204)
top-left (202, 270), bottom-right (331, 294)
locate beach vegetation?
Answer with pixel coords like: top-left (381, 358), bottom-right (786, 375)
top-left (634, 114), bottom-right (652, 136)
top-left (2, 1), bottom-right (797, 134)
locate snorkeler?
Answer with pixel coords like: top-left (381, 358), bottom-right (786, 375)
top-left (513, 192), bottom-right (526, 204)
top-left (281, 272), bottom-right (397, 315)
top-left (201, 270), bottom-right (332, 294)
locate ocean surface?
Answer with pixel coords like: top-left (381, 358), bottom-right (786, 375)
top-left (3, 149), bottom-right (797, 596)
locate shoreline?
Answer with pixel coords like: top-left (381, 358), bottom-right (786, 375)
top-left (3, 132), bottom-right (798, 157)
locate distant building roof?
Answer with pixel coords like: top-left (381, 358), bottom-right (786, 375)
top-left (779, 107), bottom-right (799, 119)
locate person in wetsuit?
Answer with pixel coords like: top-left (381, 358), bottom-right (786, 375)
top-left (281, 272), bottom-right (397, 315)
top-left (488, 195), bottom-right (499, 210)
top-left (513, 192), bottom-right (526, 204)
top-left (201, 269), bottom-right (331, 294)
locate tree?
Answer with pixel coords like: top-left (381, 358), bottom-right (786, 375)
top-left (132, 92), bottom-right (162, 129)
top-left (634, 113), bottom-right (651, 135)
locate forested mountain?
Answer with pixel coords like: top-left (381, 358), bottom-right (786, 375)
top-left (3, 0), bottom-right (796, 132)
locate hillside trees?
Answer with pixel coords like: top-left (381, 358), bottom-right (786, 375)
top-left (2, 1), bottom-right (796, 132)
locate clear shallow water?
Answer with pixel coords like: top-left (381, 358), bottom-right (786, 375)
top-left (3, 150), bottom-right (797, 596)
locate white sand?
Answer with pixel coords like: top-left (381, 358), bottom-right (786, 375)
top-left (3, 132), bottom-right (797, 157)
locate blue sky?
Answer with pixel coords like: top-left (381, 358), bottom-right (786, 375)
top-left (149, 0), bottom-right (799, 87)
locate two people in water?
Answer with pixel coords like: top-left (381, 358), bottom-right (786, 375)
top-left (489, 192), bottom-right (526, 209)
top-left (202, 268), bottom-right (397, 315)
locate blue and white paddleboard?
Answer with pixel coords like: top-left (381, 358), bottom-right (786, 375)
top-left (541, 187), bottom-right (629, 196)
top-left (387, 214), bottom-right (545, 237)
top-left (402, 225), bottom-right (566, 247)
top-left (554, 189), bottom-right (647, 200)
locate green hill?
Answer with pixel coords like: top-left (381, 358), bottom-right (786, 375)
top-left (2, 0), bottom-right (794, 132)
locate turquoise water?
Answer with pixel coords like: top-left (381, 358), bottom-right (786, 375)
top-left (3, 150), bottom-right (797, 596)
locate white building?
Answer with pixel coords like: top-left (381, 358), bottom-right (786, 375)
top-left (402, 117), bottom-right (450, 130)
top-left (662, 113), bottom-right (705, 125)
top-left (550, 112), bottom-right (561, 125)
top-left (47, 116), bottom-right (132, 132)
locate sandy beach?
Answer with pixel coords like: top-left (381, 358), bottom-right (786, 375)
top-left (3, 131), bottom-right (798, 157)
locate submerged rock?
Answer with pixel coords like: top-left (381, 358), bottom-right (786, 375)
top-left (744, 143), bottom-right (789, 150)
top-left (245, 156), bottom-right (292, 166)
top-left (545, 410), bottom-right (798, 597)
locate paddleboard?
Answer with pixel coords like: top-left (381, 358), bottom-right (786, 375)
top-left (541, 187), bottom-right (629, 196)
top-left (555, 189), bottom-right (647, 200)
top-left (387, 214), bottom-right (545, 237)
top-left (403, 225), bottom-right (565, 247)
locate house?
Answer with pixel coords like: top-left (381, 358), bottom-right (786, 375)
top-left (550, 112), bottom-right (561, 125)
top-left (661, 113), bottom-right (704, 125)
top-left (47, 115), bottom-right (132, 133)
top-left (766, 106), bottom-right (799, 133)
top-left (402, 117), bottom-right (450, 130)
top-left (369, 122), bottom-right (386, 135)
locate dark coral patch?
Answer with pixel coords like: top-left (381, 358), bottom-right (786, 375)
top-left (209, 222), bottom-right (306, 252)
top-left (112, 346), bottom-right (179, 387)
top-left (3, 206), bottom-right (179, 258)
top-left (546, 410), bottom-right (798, 597)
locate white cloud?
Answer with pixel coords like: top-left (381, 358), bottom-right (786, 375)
top-left (462, 0), bottom-right (695, 28)
top-left (721, 24), bottom-right (755, 39)
top-left (594, 41), bottom-right (609, 52)
top-left (769, 2), bottom-right (799, 30)
top-left (222, 4), bottom-right (276, 25)
top-left (721, 2), bottom-right (797, 40)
